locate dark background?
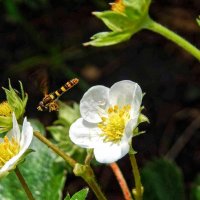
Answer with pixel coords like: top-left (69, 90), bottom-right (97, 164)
top-left (0, 0), bottom-right (200, 199)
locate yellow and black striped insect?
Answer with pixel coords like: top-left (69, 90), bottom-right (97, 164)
top-left (37, 78), bottom-right (79, 112)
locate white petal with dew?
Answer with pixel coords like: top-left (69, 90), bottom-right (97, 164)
top-left (94, 140), bottom-right (130, 163)
top-left (69, 118), bottom-right (101, 148)
top-left (109, 80), bottom-right (142, 116)
top-left (80, 86), bottom-right (109, 123)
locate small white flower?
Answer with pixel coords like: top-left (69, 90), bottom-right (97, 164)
top-left (69, 80), bottom-right (143, 163)
top-left (0, 113), bottom-right (33, 178)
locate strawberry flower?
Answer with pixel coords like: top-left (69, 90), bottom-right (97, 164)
top-left (0, 113), bottom-right (33, 178)
top-left (69, 80), bottom-right (143, 163)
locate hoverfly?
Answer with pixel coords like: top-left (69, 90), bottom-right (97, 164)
top-left (37, 78), bottom-right (79, 112)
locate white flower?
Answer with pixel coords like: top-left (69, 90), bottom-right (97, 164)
top-left (0, 113), bottom-right (33, 178)
top-left (69, 80), bottom-right (143, 163)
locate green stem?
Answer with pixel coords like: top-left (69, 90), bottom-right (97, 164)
top-left (129, 152), bottom-right (143, 200)
top-left (84, 175), bottom-right (107, 200)
top-left (33, 131), bottom-right (76, 168)
top-left (145, 19), bottom-right (200, 61)
top-left (74, 164), bottom-right (107, 200)
top-left (15, 167), bottom-right (35, 200)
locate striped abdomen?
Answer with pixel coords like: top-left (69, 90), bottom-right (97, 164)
top-left (49, 78), bottom-right (79, 100)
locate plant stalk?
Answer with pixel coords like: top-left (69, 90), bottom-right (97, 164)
top-left (74, 164), bottom-right (107, 200)
top-left (110, 162), bottom-right (132, 200)
top-left (146, 19), bottom-right (200, 61)
top-left (129, 152), bottom-right (143, 200)
top-left (33, 131), bottom-right (76, 168)
top-left (15, 167), bottom-right (35, 200)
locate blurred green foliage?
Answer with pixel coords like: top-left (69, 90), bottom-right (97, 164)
top-left (47, 102), bottom-right (87, 168)
top-left (141, 158), bottom-right (185, 200)
top-left (190, 175), bottom-right (200, 200)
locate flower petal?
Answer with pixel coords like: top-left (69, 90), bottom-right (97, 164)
top-left (124, 117), bottom-right (138, 140)
top-left (69, 118), bottom-right (101, 148)
top-left (0, 117), bottom-right (33, 178)
top-left (80, 86), bottom-right (109, 123)
top-left (11, 112), bottom-right (20, 142)
top-left (109, 80), bottom-right (142, 116)
top-left (20, 117), bottom-right (33, 151)
top-left (94, 140), bottom-right (130, 163)
top-left (0, 119), bottom-right (33, 176)
top-left (0, 147), bottom-right (26, 175)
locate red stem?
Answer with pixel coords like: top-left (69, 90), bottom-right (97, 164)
top-left (110, 162), bottom-right (132, 200)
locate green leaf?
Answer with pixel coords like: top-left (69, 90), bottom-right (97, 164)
top-left (70, 188), bottom-right (89, 200)
top-left (0, 120), bottom-right (66, 200)
top-left (84, 31), bottom-right (132, 47)
top-left (190, 174), bottom-right (200, 200)
top-left (141, 158), bottom-right (185, 200)
top-left (93, 11), bottom-right (134, 32)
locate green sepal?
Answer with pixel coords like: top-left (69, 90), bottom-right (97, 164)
top-left (123, 0), bottom-right (151, 16)
top-left (0, 80), bottom-right (27, 134)
top-left (86, 0), bottom-right (152, 46)
top-left (133, 127), bottom-right (146, 137)
top-left (3, 80), bottom-right (28, 120)
top-left (138, 113), bottom-right (149, 124)
top-left (93, 11), bottom-right (134, 32)
top-left (0, 116), bottom-right (13, 134)
top-left (129, 143), bottom-right (137, 154)
top-left (84, 31), bottom-right (132, 47)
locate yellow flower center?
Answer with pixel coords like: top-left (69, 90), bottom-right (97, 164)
top-left (98, 105), bottom-right (131, 143)
top-left (0, 136), bottom-right (20, 168)
top-left (111, 0), bottom-right (125, 13)
top-left (0, 101), bottom-right (12, 117)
